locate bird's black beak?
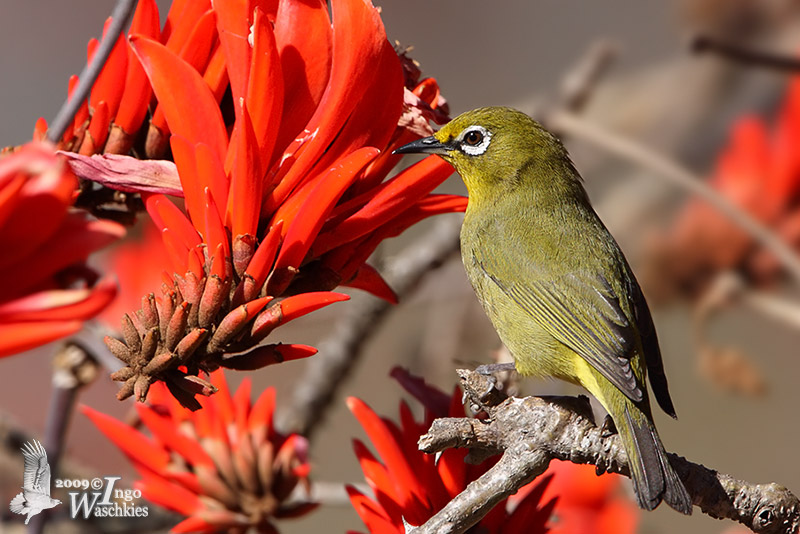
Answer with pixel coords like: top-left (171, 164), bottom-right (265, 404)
top-left (393, 136), bottom-right (452, 156)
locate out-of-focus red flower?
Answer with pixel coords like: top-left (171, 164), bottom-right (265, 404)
top-left (46, 0), bottom-right (466, 408)
top-left (533, 460), bottom-right (638, 534)
top-left (346, 368), bottom-right (557, 533)
top-left (650, 76), bottom-right (800, 297)
top-left (82, 369), bottom-right (315, 533)
top-left (97, 222), bottom-right (169, 329)
top-left (0, 142), bottom-right (123, 357)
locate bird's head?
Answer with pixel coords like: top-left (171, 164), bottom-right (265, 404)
top-left (395, 107), bottom-right (571, 200)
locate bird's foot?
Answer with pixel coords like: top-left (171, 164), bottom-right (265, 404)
top-left (600, 414), bottom-right (617, 438)
top-left (474, 362), bottom-right (517, 376)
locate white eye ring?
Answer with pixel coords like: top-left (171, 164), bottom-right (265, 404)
top-left (458, 126), bottom-right (492, 156)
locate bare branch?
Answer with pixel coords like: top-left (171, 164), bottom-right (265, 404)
top-left (413, 369), bottom-right (800, 534)
top-left (546, 109), bottom-right (800, 285)
top-left (691, 34), bottom-right (800, 72)
top-left (46, 0), bottom-right (138, 143)
top-left (275, 215), bottom-right (462, 437)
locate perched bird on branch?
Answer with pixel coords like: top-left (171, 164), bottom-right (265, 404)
top-left (395, 107), bottom-right (692, 514)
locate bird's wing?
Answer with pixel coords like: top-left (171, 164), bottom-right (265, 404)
top-left (478, 253), bottom-right (644, 403)
top-left (21, 441), bottom-right (51, 495)
top-left (628, 278), bottom-right (677, 418)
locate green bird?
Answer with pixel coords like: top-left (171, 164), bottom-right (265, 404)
top-left (395, 107), bottom-right (692, 514)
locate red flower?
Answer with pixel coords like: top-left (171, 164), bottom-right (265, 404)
top-left (652, 75), bottom-right (800, 295)
top-left (82, 370), bottom-right (315, 533)
top-left (97, 222), bottom-right (170, 329)
top-left (49, 0), bottom-right (467, 407)
top-left (0, 143), bottom-right (122, 357)
top-left (534, 461), bottom-right (638, 534)
top-left (346, 368), bottom-right (557, 533)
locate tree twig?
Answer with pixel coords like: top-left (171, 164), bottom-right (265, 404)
top-left (412, 369), bottom-right (800, 534)
top-left (27, 342), bottom-right (101, 534)
top-left (46, 0), bottom-right (137, 143)
top-left (546, 109), bottom-right (800, 285)
top-left (691, 34), bottom-right (800, 72)
top-left (275, 215), bottom-right (462, 437)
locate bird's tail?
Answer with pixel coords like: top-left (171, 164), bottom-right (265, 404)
top-left (617, 402), bottom-right (692, 514)
top-left (9, 492), bottom-right (27, 514)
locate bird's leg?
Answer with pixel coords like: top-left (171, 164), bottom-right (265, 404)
top-left (474, 362), bottom-right (517, 376)
top-left (600, 414), bottom-right (617, 437)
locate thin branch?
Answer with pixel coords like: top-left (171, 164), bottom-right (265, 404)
top-left (557, 40), bottom-right (618, 112)
top-left (46, 0), bottom-right (138, 143)
top-left (413, 369), bottom-right (800, 534)
top-left (275, 215), bottom-right (462, 437)
top-left (27, 342), bottom-right (101, 534)
top-left (691, 35), bottom-right (800, 72)
top-left (546, 109), bottom-right (800, 284)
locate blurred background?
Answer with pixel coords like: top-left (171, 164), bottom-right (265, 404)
top-left (2, 1), bottom-right (800, 533)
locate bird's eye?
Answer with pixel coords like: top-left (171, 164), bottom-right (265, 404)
top-left (458, 126), bottom-right (492, 156)
top-left (463, 130), bottom-right (484, 146)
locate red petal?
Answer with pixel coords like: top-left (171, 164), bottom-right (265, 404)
top-left (264, 0), bottom-right (393, 210)
top-left (272, 147), bottom-right (379, 276)
top-left (248, 386), bottom-right (276, 439)
top-left (245, 7), bottom-right (284, 176)
top-left (208, 368), bottom-right (235, 425)
top-left (226, 99), bottom-right (261, 239)
top-left (273, 0), bottom-right (331, 153)
top-left (163, 0), bottom-right (211, 52)
top-left (315, 157), bottom-right (454, 255)
top-left (278, 292), bottom-right (350, 322)
top-left (0, 276), bottom-right (117, 322)
top-left (136, 404), bottom-right (215, 468)
top-left (90, 18), bottom-right (129, 120)
top-left (342, 264), bottom-right (397, 303)
top-left (346, 485), bottom-right (400, 534)
top-left (0, 321), bottom-right (82, 358)
top-left (135, 472), bottom-right (202, 517)
top-left (242, 220), bottom-right (283, 299)
top-left (0, 150), bottom-right (76, 270)
top-left (33, 117), bottom-right (47, 142)
top-left (145, 194), bottom-right (202, 250)
top-left (115, 0), bottom-right (160, 134)
top-left (195, 142), bottom-right (229, 226)
top-left (503, 474), bottom-right (556, 534)
top-left (168, 134), bottom-right (204, 228)
top-left (353, 439), bottom-right (402, 512)
top-left (81, 405), bottom-right (170, 472)
top-left (130, 35), bottom-right (228, 169)
top-left (202, 187), bottom-right (228, 258)
top-left (82, 100), bottom-right (110, 155)
top-left (213, 0), bottom-right (250, 109)
top-left (0, 216), bottom-right (124, 302)
top-left (203, 44), bottom-right (229, 102)
top-left (232, 377), bottom-right (251, 435)
top-left (346, 397), bottom-right (429, 521)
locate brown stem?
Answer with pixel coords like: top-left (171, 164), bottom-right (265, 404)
top-left (691, 35), bottom-right (800, 72)
top-left (46, 0), bottom-right (138, 143)
top-left (275, 215), bottom-right (462, 437)
top-left (412, 369), bottom-right (800, 534)
top-left (546, 109), bottom-right (800, 285)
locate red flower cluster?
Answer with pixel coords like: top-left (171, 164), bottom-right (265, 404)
top-left (651, 76), bottom-right (800, 296)
top-left (346, 369), bottom-right (639, 533)
top-left (0, 143), bottom-right (122, 357)
top-left (347, 369), bottom-right (556, 533)
top-left (83, 370), bottom-right (314, 533)
top-left (45, 0), bottom-right (466, 407)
